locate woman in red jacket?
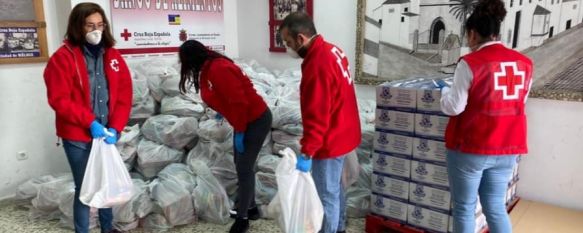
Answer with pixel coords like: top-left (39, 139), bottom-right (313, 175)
top-left (178, 40), bottom-right (272, 233)
top-left (43, 3), bottom-right (132, 233)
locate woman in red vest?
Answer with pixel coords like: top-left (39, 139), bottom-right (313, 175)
top-left (437, 0), bottom-right (533, 232)
top-left (178, 40), bottom-right (272, 233)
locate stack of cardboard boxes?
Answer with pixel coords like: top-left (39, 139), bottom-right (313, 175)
top-left (371, 80), bottom-right (520, 233)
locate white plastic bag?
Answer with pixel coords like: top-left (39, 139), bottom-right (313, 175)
top-left (267, 148), bottom-right (323, 233)
top-left (342, 151), bottom-right (360, 189)
top-left (79, 138), bottom-right (133, 208)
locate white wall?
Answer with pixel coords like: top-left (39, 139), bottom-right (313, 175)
top-left (0, 0), bottom-right (72, 200)
top-left (518, 98), bottom-right (583, 210)
top-left (237, 0), bottom-right (357, 74)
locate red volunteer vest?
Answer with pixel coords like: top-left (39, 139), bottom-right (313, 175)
top-left (445, 43), bottom-right (533, 155)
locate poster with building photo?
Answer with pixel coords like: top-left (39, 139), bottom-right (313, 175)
top-left (355, 0), bottom-right (583, 83)
top-left (0, 27), bottom-right (40, 59)
top-left (109, 0), bottom-right (225, 56)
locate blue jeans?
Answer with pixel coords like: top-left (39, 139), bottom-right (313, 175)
top-left (446, 150), bottom-right (517, 233)
top-left (311, 154), bottom-right (347, 233)
top-left (63, 140), bottom-right (113, 233)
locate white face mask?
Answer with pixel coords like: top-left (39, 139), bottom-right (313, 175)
top-left (285, 45), bottom-right (300, 59)
top-left (85, 30), bottom-right (102, 45)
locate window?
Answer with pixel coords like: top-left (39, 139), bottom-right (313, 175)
top-left (520, 0), bottom-right (523, 5)
top-left (401, 17), bottom-right (405, 22)
top-left (551, 0), bottom-right (554, 4)
top-left (510, 0), bottom-right (514, 7)
top-left (389, 8), bottom-right (395, 13)
top-left (404, 7), bottom-right (408, 12)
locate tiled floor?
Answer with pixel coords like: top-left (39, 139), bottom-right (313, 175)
top-left (0, 201), bottom-right (365, 233)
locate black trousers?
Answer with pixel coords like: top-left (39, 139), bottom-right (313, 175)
top-left (234, 108), bottom-right (272, 218)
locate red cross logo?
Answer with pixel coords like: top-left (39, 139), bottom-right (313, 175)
top-left (493, 62), bottom-right (525, 100)
top-left (120, 29), bottom-right (132, 41)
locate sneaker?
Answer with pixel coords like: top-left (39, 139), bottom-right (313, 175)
top-left (229, 218), bottom-right (249, 233)
top-left (107, 229), bottom-right (123, 233)
top-left (229, 206), bottom-right (261, 220)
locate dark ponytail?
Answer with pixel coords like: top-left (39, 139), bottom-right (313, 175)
top-left (178, 40), bottom-right (233, 94)
top-left (465, 0), bottom-right (507, 40)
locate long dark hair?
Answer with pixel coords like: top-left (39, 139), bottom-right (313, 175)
top-left (66, 3), bottom-right (115, 48)
top-left (179, 40), bottom-right (233, 94)
top-left (465, 0), bottom-right (506, 41)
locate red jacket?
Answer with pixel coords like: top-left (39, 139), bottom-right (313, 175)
top-left (44, 41), bottom-right (133, 142)
top-left (300, 35), bottom-right (362, 159)
top-left (199, 58), bottom-right (267, 132)
top-left (445, 44), bottom-right (533, 155)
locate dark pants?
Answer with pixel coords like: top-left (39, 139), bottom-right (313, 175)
top-left (234, 109), bottom-right (272, 218)
top-left (63, 140), bottom-right (113, 233)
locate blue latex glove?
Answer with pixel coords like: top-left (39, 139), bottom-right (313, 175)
top-left (433, 79), bottom-right (450, 89)
top-left (296, 154), bottom-right (312, 172)
top-left (215, 113), bottom-right (224, 121)
top-left (89, 120), bottom-right (107, 138)
top-left (104, 128), bottom-right (118, 145)
top-left (234, 132), bottom-right (245, 154)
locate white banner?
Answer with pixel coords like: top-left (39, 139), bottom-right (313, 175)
top-left (110, 0), bottom-right (225, 56)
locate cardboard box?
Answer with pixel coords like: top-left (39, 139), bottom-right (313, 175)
top-left (372, 152), bottom-right (411, 179)
top-left (505, 182), bottom-right (518, 205)
top-left (371, 193), bottom-right (409, 222)
top-left (374, 131), bottom-right (414, 156)
top-left (408, 204), bottom-right (450, 233)
top-left (412, 137), bottom-right (446, 164)
top-left (372, 172), bottom-right (410, 200)
top-left (416, 88), bottom-right (443, 113)
top-left (376, 84), bottom-right (417, 110)
top-left (414, 113), bottom-right (449, 140)
top-left (411, 160), bottom-right (449, 188)
top-left (409, 182), bottom-right (451, 211)
top-left (375, 108), bottom-right (415, 134)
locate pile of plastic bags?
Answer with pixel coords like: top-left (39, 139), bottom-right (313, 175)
top-left (16, 58), bottom-right (375, 231)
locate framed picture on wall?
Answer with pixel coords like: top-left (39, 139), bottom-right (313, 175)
top-left (269, 0), bottom-right (313, 52)
top-left (0, 0), bottom-right (48, 64)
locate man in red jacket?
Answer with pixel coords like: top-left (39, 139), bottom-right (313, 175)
top-left (280, 12), bottom-right (361, 233)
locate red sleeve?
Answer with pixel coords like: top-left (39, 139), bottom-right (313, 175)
top-left (300, 62), bottom-right (333, 156)
top-left (108, 52), bottom-right (133, 132)
top-left (43, 49), bottom-right (95, 128)
top-left (210, 61), bottom-right (250, 132)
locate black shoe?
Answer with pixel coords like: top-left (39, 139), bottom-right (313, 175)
top-left (229, 206), bottom-right (261, 220)
top-left (229, 218), bottom-right (249, 233)
top-left (107, 230), bottom-right (123, 233)
top-left (337, 231), bottom-right (346, 233)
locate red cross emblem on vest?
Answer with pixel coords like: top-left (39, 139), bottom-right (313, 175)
top-left (493, 62), bottom-right (525, 100)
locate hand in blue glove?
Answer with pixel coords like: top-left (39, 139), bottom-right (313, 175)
top-left (433, 79), bottom-right (450, 89)
top-left (215, 113), bottom-right (224, 121)
top-left (296, 154), bottom-right (312, 172)
top-left (104, 128), bottom-right (118, 145)
top-left (89, 120), bottom-right (107, 138)
top-left (234, 132), bottom-right (245, 154)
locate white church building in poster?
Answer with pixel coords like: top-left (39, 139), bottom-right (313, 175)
top-left (362, 0), bottom-right (583, 77)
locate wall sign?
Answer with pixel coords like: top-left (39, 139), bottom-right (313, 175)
top-left (0, 0), bottom-right (48, 64)
top-left (269, 0), bottom-right (313, 52)
top-left (110, 0), bottom-right (225, 57)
